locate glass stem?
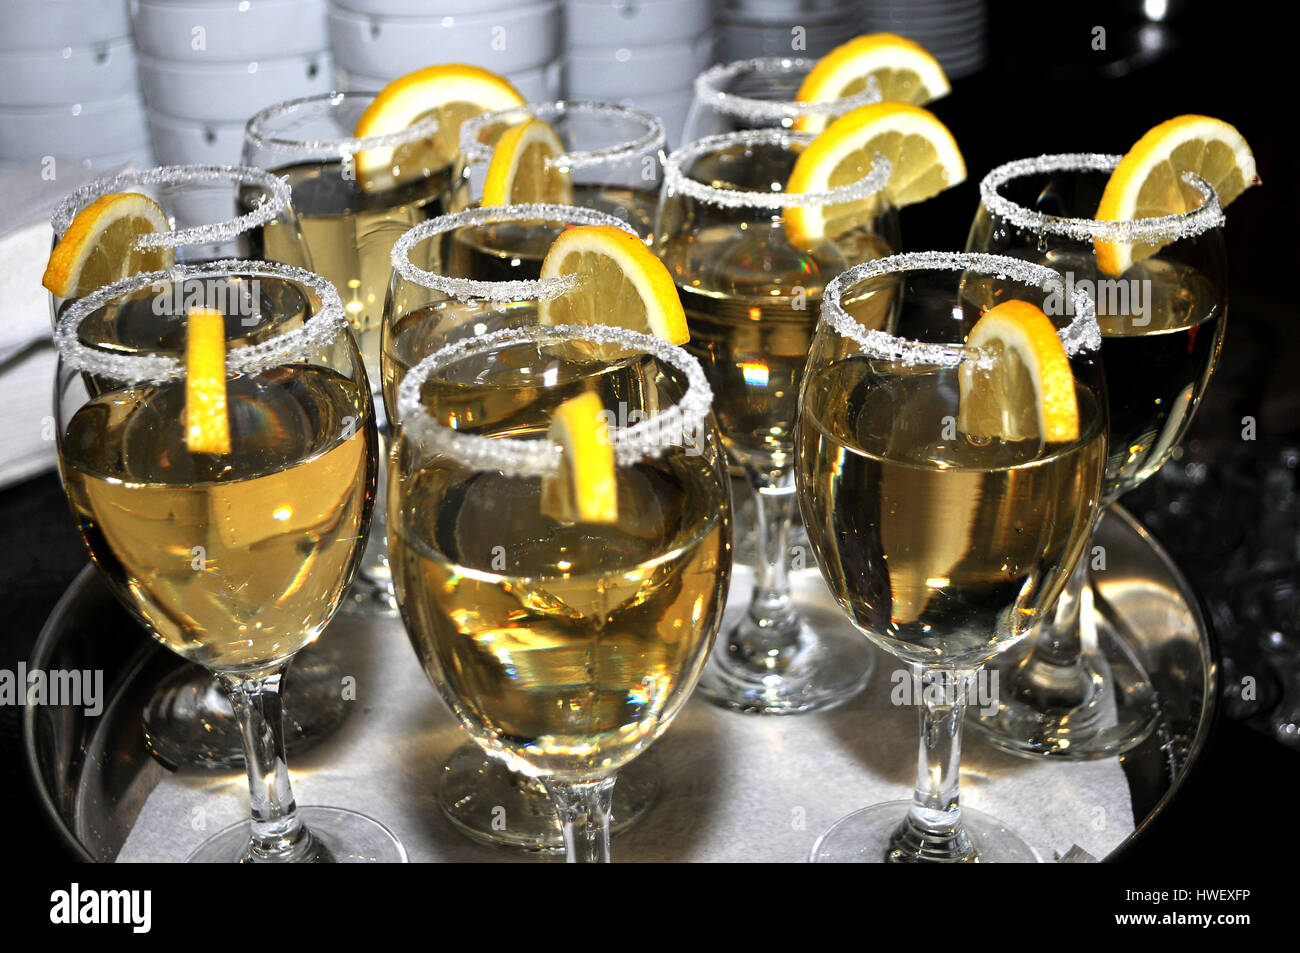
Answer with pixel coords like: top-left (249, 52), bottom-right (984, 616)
top-left (726, 468), bottom-right (802, 673)
top-left (890, 666), bottom-right (977, 863)
top-left (217, 664), bottom-right (315, 862)
top-left (544, 778), bottom-right (616, 863)
top-left (1004, 518), bottom-right (1101, 712)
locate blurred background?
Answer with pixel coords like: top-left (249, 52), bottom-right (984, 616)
top-left (1, 0), bottom-right (1295, 863)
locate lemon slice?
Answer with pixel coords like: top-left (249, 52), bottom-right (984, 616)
top-left (185, 307), bottom-right (231, 455)
top-left (793, 33), bottom-right (950, 134)
top-left (539, 390), bottom-right (617, 524)
top-left (958, 300), bottom-right (1079, 443)
top-left (482, 118), bottom-right (575, 206)
top-left (785, 102), bottom-right (965, 247)
top-left (1094, 114), bottom-right (1258, 276)
top-left (352, 63), bottom-right (525, 193)
top-left (42, 193), bottom-right (174, 299)
top-left (538, 224), bottom-right (689, 352)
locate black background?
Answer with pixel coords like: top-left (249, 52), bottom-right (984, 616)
top-left (1, 0), bottom-right (1294, 916)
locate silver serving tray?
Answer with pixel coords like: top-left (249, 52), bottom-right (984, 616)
top-left (24, 506), bottom-right (1215, 862)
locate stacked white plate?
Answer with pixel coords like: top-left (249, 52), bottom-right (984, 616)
top-left (563, 0), bottom-right (713, 147)
top-left (132, 0), bottom-right (334, 166)
top-left (715, 0), bottom-right (856, 63)
top-left (0, 0), bottom-right (153, 171)
top-left (327, 0), bottom-right (563, 100)
top-left (859, 0), bottom-right (987, 78)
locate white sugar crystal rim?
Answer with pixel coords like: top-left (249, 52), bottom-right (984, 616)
top-left (458, 101), bottom-right (666, 171)
top-left (821, 251), bottom-right (1102, 367)
top-left (244, 92), bottom-right (440, 154)
top-left (664, 129), bottom-right (891, 208)
top-left (391, 203), bottom-right (638, 302)
top-left (55, 260), bottom-right (347, 383)
top-left (980, 153), bottom-right (1224, 242)
top-left (50, 165), bottom-right (293, 251)
top-left (398, 323), bottom-right (714, 477)
top-left (694, 57), bottom-right (883, 121)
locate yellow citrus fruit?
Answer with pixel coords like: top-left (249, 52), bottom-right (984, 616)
top-left (538, 224), bottom-right (689, 350)
top-left (353, 63), bottom-right (525, 192)
top-left (958, 300), bottom-right (1079, 443)
top-left (785, 101), bottom-right (965, 247)
top-left (539, 390), bottom-right (618, 524)
top-left (481, 118), bottom-right (575, 205)
top-left (42, 192), bottom-right (174, 299)
top-left (793, 33), bottom-right (950, 134)
top-left (1094, 114), bottom-right (1258, 275)
top-left (185, 307), bottom-right (231, 455)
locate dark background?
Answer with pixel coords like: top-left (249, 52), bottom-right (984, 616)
top-left (3, 0), bottom-right (1297, 869)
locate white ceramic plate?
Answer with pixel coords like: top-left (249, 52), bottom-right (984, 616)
top-left (565, 35), bottom-right (714, 98)
top-left (0, 0), bottom-right (131, 52)
top-left (328, 3), bottom-right (562, 76)
top-left (336, 60), bottom-right (564, 101)
top-left (146, 110), bottom-right (247, 166)
top-left (0, 96), bottom-right (151, 160)
top-left (0, 39), bottom-right (138, 107)
top-left (130, 0), bottom-right (329, 61)
top-left (137, 51), bottom-right (333, 122)
top-left (564, 0), bottom-right (713, 48)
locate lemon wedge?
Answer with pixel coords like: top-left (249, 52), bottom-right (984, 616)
top-left (481, 118), bottom-right (575, 206)
top-left (785, 101), bottom-right (965, 247)
top-left (958, 300), bottom-right (1079, 443)
top-left (185, 307), bottom-right (231, 455)
top-left (793, 33), bottom-right (950, 134)
top-left (540, 390), bottom-right (617, 524)
top-left (538, 224), bottom-right (689, 347)
top-left (42, 192), bottom-right (174, 299)
top-left (352, 63), bottom-right (525, 192)
top-left (1094, 114), bottom-right (1258, 276)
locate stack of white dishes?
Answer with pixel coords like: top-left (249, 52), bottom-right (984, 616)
top-left (0, 0), bottom-right (152, 171)
top-left (133, 0), bottom-right (334, 165)
top-left (715, 0), bottom-right (856, 63)
top-left (860, 0), bottom-right (986, 78)
top-left (328, 0), bottom-right (563, 101)
top-left (563, 0), bottom-right (713, 146)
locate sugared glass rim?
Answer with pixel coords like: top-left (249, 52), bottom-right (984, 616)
top-left (244, 91), bottom-right (441, 155)
top-left (664, 129), bottom-right (890, 209)
top-left (693, 57), bottom-right (882, 122)
top-left (54, 259), bottom-right (347, 383)
top-left (397, 323), bottom-right (714, 477)
top-left (820, 251), bottom-right (1101, 367)
top-left (980, 154), bottom-right (1225, 243)
top-left (458, 101), bottom-right (666, 171)
top-left (390, 203), bottom-right (638, 302)
top-left (50, 165), bottom-right (293, 251)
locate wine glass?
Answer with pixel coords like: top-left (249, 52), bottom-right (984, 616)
top-left (48, 164), bottom-right (350, 772)
top-left (54, 260), bottom-right (404, 862)
top-left (388, 323), bottom-right (732, 862)
top-left (244, 91), bottom-right (447, 618)
top-left (681, 57), bottom-right (881, 142)
top-left (49, 163), bottom-right (309, 327)
top-left (965, 154), bottom-right (1227, 759)
top-left (655, 129), bottom-right (897, 713)
top-left (454, 100), bottom-right (666, 239)
top-left (383, 203), bottom-right (669, 850)
top-left (796, 251), bottom-right (1107, 862)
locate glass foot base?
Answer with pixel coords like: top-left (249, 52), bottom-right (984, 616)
top-left (971, 626), bottom-right (1159, 760)
top-left (141, 651), bottom-right (348, 770)
top-left (438, 743), bottom-right (660, 851)
top-left (696, 609), bottom-right (875, 715)
top-left (811, 801), bottom-right (1041, 863)
top-left (188, 807), bottom-right (407, 863)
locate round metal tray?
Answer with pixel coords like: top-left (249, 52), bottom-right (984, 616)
top-left (25, 506), bottom-right (1215, 862)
